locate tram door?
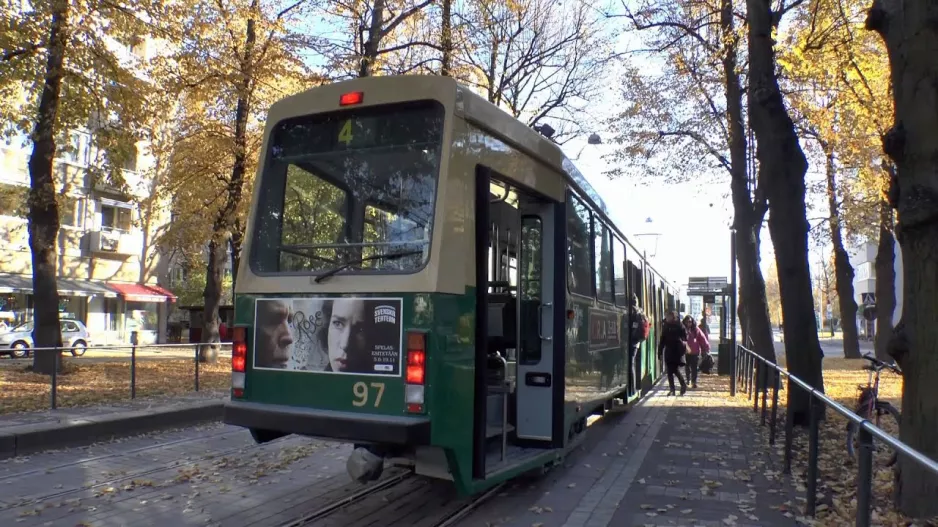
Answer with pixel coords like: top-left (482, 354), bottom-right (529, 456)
top-left (515, 200), bottom-right (557, 443)
top-left (474, 166), bottom-right (562, 477)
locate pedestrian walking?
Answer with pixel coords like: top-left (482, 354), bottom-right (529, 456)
top-left (682, 315), bottom-right (710, 388)
top-left (659, 310), bottom-right (688, 396)
top-left (699, 315), bottom-right (710, 338)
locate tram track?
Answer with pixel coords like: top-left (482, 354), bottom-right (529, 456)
top-left (279, 469), bottom-right (507, 527)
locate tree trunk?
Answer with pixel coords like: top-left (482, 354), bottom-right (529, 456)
top-left (359, 0), bottom-right (385, 77)
top-left (745, 0), bottom-right (824, 425)
top-left (723, 0), bottom-right (775, 375)
top-left (867, 0), bottom-right (938, 515)
top-left (440, 0), bottom-right (452, 76)
top-left (229, 222), bottom-right (243, 294)
top-left (873, 199), bottom-right (895, 360)
top-left (28, 0), bottom-right (69, 374)
top-left (200, 4), bottom-right (256, 362)
top-left (823, 148), bottom-right (861, 358)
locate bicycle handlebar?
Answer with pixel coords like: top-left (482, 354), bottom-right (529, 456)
top-left (862, 353), bottom-right (902, 374)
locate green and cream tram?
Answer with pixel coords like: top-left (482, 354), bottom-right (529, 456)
top-left (223, 75), bottom-right (678, 495)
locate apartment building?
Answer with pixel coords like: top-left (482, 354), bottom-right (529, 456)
top-left (0, 38), bottom-right (176, 345)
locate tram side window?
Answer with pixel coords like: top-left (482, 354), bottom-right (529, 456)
top-left (278, 165), bottom-right (347, 271)
top-left (614, 238), bottom-right (627, 306)
top-left (628, 261), bottom-right (643, 308)
top-left (566, 195), bottom-right (592, 297)
top-left (519, 216), bottom-right (543, 364)
top-left (594, 219), bottom-right (613, 304)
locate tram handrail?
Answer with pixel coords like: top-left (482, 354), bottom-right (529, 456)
top-left (733, 344), bottom-right (938, 527)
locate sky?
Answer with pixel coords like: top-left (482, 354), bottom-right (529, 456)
top-left (552, 20), bottom-right (835, 304)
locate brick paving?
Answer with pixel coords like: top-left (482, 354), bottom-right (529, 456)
top-left (458, 374), bottom-right (804, 527)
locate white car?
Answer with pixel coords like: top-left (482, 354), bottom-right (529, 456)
top-left (0, 319), bottom-right (93, 358)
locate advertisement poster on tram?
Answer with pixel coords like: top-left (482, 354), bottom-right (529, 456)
top-left (253, 297), bottom-right (403, 376)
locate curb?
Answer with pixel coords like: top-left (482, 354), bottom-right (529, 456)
top-left (0, 399), bottom-right (225, 459)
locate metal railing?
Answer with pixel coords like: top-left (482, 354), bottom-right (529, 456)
top-left (7, 337), bottom-right (231, 410)
top-left (732, 344), bottom-right (938, 527)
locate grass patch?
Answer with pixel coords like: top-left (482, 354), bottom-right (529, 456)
top-left (0, 359), bottom-right (230, 414)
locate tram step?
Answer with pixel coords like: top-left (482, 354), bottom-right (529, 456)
top-left (486, 423), bottom-right (515, 439)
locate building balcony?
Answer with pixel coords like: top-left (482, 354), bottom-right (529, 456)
top-left (89, 229), bottom-right (142, 257)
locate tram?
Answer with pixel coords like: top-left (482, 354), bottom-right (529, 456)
top-left (223, 75), bottom-right (679, 496)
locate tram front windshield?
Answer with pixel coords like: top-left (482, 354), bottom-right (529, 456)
top-left (250, 100), bottom-right (444, 276)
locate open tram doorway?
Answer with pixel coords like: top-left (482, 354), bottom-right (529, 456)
top-left (473, 166), bottom-right (563, 479)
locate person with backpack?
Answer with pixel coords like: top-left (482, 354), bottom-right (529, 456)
top-left (627, 294), bottom-right (649, 395)
top-left (659, 310), bottom-right (688, 396)
top-left (682, 315), bottom-right (710, 388)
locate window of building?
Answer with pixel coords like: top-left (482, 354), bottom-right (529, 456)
top-left (122, 145), bottom-right (137, 172)
top-left (126, 301), bottom-right (158, 333)
top-left (59, 195), bottom-right (82, 228)
top-left (594, 218), bottom-right (613, 304)
top-left (104, 297), bottom-right (119, 331)
top-left (566, 193), bottom-right (592, 297)
top-left (101, 201), bottom-right (132, 232)
top-left (614, 237), bottom-right (628, 306)
top-left (60, 131), bottom-right (91, 166)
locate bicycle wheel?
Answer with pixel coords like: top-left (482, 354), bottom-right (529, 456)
top-left (846, 402), bottom-right (901, 464)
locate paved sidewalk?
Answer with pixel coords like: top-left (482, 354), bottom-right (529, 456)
top-left (460, 374), bottom-right (803, 527)
top-left (0, 394), bottom-right (226, 458)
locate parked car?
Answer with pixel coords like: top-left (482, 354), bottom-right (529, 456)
top-left (0, 319), bottom-right (93, 358)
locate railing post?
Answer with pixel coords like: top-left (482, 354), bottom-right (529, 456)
top-left (730, 344), bottom-right (736, 396)
top-left (753, 362), bottom-right (760, 412)
top-left (50, 349), bottom-right (59, 410)
top-left (856, 426), bottom-right (874, 527)
top-left (784, 379), bottom-right (794, 474)
top-left (761, 362), bottom-right (769, 426)
top-left (194, 344), bottom-right (200, 392)
top-left (806, 396), bottom-right (820, 517)
top-left (769, 369), bottom-right (780, 445)
top-left (130, 332), bottom-right (138, 399)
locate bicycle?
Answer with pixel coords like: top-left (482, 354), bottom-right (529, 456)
top-left (846, 353), bottom-right (902, 466)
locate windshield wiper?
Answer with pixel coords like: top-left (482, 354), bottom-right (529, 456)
top-left (313, 250), bottom-right (423, 283)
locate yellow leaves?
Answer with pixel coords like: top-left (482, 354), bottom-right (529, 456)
top-left (0, 357), bottom-right (230, 414)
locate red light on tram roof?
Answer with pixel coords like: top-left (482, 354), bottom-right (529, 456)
top-left (339, 91), bottom-right (364, 106)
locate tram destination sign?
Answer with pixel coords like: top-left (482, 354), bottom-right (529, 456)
top-left (687, 276), bottom-right (729, 296)
top-left (253, 297), bottom-right (403, 376)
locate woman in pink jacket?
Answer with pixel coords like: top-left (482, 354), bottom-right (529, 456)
top-left (682, 315), bottom-right (711, 388)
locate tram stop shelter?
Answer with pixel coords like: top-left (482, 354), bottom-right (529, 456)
top-left (686, 276), bottom-right (733, 374)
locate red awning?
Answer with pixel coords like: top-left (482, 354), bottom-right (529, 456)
top-left (109, 283), bottom-right (177, 303)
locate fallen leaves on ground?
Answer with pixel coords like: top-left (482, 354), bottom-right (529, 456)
top-left (738, 356), bottom-right (938, 527)
top-left (0, 359), bottom-right (229, 414)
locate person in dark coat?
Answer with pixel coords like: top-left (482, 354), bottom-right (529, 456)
top-left (659, 310), bottom-right (688, 396)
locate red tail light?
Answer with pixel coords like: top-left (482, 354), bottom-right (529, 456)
top-left (405, 332), bottom-right (426, 385)
top-left (405, 331), bottom-right (427, 413)
top-left (232, 327), bottom-right (247, 374)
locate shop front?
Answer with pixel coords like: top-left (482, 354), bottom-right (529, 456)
top-left (107, 283), bottom-right (176, 344)
top-left (0, 273), bottom-right (118, 334)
